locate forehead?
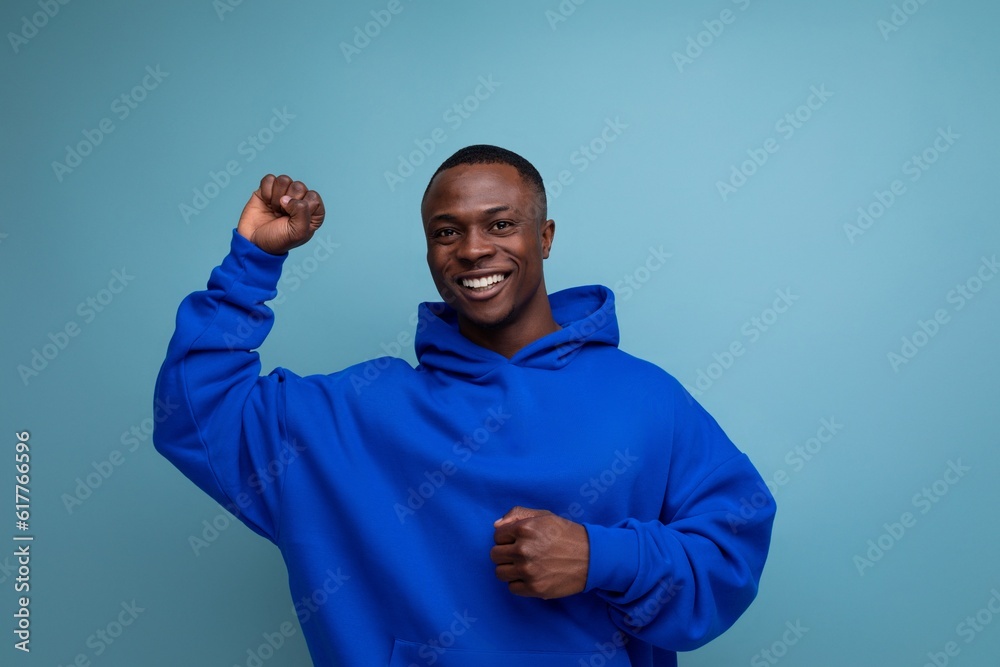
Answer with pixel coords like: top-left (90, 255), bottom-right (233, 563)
top-left (422, 163), bottom-right (535, 221)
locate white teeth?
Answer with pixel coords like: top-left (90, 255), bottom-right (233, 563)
top-left (461, 273), bottom-right (506, 290)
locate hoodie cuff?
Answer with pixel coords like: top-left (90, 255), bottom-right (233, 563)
top-left (228, 228), bottom-right (287, 290)
top-left (582, 523), bottom-right (640, 594)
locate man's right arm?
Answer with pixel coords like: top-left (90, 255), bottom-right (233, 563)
top-left (152, 175), bottom-right (326, 542)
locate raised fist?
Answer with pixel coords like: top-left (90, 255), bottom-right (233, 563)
top-left (237, 174), bottom-right (325, 255)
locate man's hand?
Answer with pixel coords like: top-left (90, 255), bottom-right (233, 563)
top-left (237, 174), bottom-right (325, 255)
top-left (490, 506), bottom-right (590, 600)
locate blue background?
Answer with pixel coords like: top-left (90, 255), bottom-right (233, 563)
top-left (2, 0), bottom-right (998, 665)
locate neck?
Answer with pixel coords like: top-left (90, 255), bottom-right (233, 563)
top-left (457, 289), bottom-right (562, 359)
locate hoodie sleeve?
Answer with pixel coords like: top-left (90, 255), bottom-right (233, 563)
top-left (580, 383), bottom-right (776, 651)
top-left (152, 229), bottom-right (295, 543)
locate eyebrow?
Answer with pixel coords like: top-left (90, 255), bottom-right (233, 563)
top-left (429, 205), bottom-right (512, 225)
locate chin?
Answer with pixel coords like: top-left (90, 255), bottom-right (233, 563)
top-left (462, 303), bottom-right (517, 331)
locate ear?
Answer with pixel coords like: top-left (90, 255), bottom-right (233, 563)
top-left (540, 218), bottom-right (555, 259)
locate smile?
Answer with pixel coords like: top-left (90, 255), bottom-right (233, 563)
top-left (460, 273), bottom-right (509, 291)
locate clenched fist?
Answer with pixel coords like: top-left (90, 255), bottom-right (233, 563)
top-left (237, 174), bottom-right (325, 255)
top-left (491, 506), bottom-right (590, 599)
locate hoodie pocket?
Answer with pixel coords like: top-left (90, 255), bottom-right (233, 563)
top-left (387, 638), bottom-right (633, 666)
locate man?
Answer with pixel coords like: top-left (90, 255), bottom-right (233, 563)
top-left (153, 145), bottom-right (776, 666)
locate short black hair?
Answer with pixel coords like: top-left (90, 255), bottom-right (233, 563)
top-left (422, 144), bottom-right (547, 222)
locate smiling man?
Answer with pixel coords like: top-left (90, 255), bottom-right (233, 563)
top-left (153, 145), bottom-right (776, 666)
top-left (422, 151), bottom-right (560, 357)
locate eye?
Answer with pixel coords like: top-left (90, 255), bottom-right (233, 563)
top-left (431, 228), bottom-right (456, 238)
top-left (492, 220), bottom-right (514, 231)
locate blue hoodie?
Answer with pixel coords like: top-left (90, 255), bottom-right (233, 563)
top-left (153, 230), bottom-right (776, 666)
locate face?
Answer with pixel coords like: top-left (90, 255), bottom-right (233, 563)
top-left (421, 162), bottom-right (555, 335)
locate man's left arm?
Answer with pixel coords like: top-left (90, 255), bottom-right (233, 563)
top-left (582, 449), bottom-right (775, 651)
top-left (491, 387), bottom-right (776, 651)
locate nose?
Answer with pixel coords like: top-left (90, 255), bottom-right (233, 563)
top-left (455, 226), bottom-right (495, 264)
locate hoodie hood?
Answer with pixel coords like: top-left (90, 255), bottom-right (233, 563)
top-left (414, 284), bottom-right (620, 379)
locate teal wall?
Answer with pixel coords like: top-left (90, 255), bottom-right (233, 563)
top-left (2, 1), bottom-right (998, 665)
